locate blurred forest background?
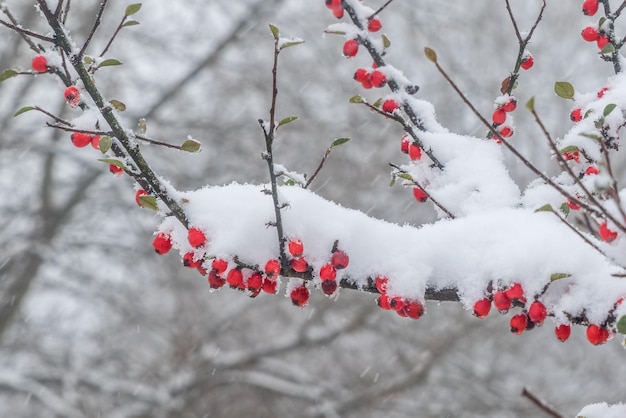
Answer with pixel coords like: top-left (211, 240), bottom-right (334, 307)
top-left (0, 1), bottom-right (625, 417)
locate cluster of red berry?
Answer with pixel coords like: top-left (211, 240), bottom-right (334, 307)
top-left (491, 97), bottom-right (516, 142)
top-left (375, 276), bottom-right (425, 320)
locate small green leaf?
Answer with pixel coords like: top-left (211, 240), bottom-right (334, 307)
top-left (599, 17), bottom-right (606, 27)
top-left (617, 315), bottom-right (626, 334)
top-left (372, 98), bottom-right (382, 108)
top-left (122, 20), bottom-right (140, 27)
top-left (550, 273), bottom-right (572, 282)
top-left (98, 158), bottom-right (125, 169)
top-left (559, 202), bottom-right (570, 216)
top-left (349, 95), bottom-right (364, 104)
top-left (382, 34), bottom-right (391, 49)
top-left (554, 81), bottom-right (575, 100)
top-left (99, 136), bottom-right (112, 154)
top-left (13, 106), bottom-right (35, 117)
top-left (424, 47), bottom-right (437, 63)
top-left (603, 103), bottom-right (617, 117)
top-left (389, 176), bottom-right (396, 187)
top-left (125, 3), bottom-right (142, 17)
top-left (98, 59), bottom-right (123, 68)
top-left (0, 69), bottom-right (18, 83)
top-left (109, 99), bottom-right (126, 112)
top-left (584, 109), bottom-right (593, 119)
top-left (535, 203), bottom-right (554, 213)
top-left (330, 137), bottom-right (350, 149)
top-left (526, 96), bottom-right (535, 112)
top-left (269, 23), bottom-right (280, 39)
top-left (595, 117), bottom-right (605, 129)
top-left (599, 43), bottom-right (615, 54)
top-left (559, 145), bottom-right (579, 154)
top-left (579, 133), bottom-right (601, 141)
top-left (396, 173), bottom-right (414, 181)
top-left (180, 139), bottom-right (201, 153)
top-left (138, 195), bottom-right (158, 211)
top-left (277, 116), bottom-right (298, 128)
top-left (83, 56), bottom-right (94, 65)
top-left (279, 40), bottom-right (304, 50)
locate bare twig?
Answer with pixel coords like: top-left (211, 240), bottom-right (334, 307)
top-left (521, 387), bottom-right (564, 418)
top-left (78, 0), bottom-right (108, 58)
top-left (368, 0), bottom-right (395, 19)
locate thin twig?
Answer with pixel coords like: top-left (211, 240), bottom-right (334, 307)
top-left (305, 149), bottom-right (331, 189)
top-left (521, 387), bottom-right (564, 418)
top-left (615, 1), bottom-right (626, 18)
top-left (548, 208), bottom-right (609, 263)
top-left (0, 17), bottom-right (53, 46)
top-left (79, 0), bottom-right (108, 58)
top-left (368, 0), bottom-right (395, 19)
top-left (98, 13), bottom-right (126, 58)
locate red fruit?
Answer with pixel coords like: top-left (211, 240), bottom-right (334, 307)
top-left (369, 70), bottom-right (387, 88)
top-left (375, 276), bottom-right (388, 294)
top-left (290, 257), bottom-right (309, 273)
top-left (412, 187), bottom-right (428, 203)
top-left (581, 26), bottom-right (600, 42)
top-left (325, 0), bottom-right (341, 9)
top-left (389, 296), bottom-right (405, 312)
top-left (71, 132), bottom-right (92, 148)
top-left (197, 264), bottom-right (208, 276)
top-left (555, 323), bottom-right (571, 342)
top-left (599, 222), bottom-right (618, 242)
top-left (90, 135), bottom-right (101, 150)
top-left (597, 87), bottom-right (609, 98)
top-left (408, 143), bottom-right (422, 160)
top-left (208, 270), bottom-right (226, 289)
top-left (400, 135), bottom-right (410, 154)
top-left (187, 227), bottom-right (207, 248)
top-left (264, 259), bottom-right (281, 280)
top-left (585, 166), bottom-right (599, 175)
top-left (570, 108), bottom-right (583, 122)
top-left (377, 294), bottom-right (391, 310)
top-left (563, 151), bottom-right (580, 163)
top-left (528, 301), bottom-right (547, 324)
top-left (473, 298), bottom-right (491, 318)
top-left (290, 285), bottom-right (310, 307)
top-left (135, 189), bottom-right (148, 206)
top-left (510, 313), bottom-right (528, 335)
top-left (381, 99), bottom-right (399, 113)
top-left (582, 0), bottom-right (599, 16)
top-left (367, 17), bottom-right (382, 32)
top-left (520, 54), bottom-right (534, 70)
top-left (332, 7), bottom-right (344, 18)
top-left (331, 250), bottom-right (349, 269)
top-left (505, 283), bottom-right (524, 300)
top-left (586, 324), bottom-right (610, 345)
top-left (354, 68), bottom-right (369, 83)
top-left (152, 232), bottom-right (172, 255)
top-left (361, 78), bottom-right (373, 89)
top-left (501, 99), bottom-right (517, 113)
top-left (492, 108), bottom-right (506, 125)
top-left (226, 269), bottom-right (244, 288)
top-left (64, 86), bottom-right (80, 107)
top-left (319, 263), bottom-right (337, 281)
top-left (597, 35), bottom-right (610, 50)
top-left (31, 55), bottom-right (48, 73)
top-left (493, 291), bottom-right (512, 313)
top-left (109, 164), bottom-right (124, 175)
top-left (182, 252), bottom-right (201, 268)
top-left (262, 278), bottom-right (278, 294)
top-left (567, 199), bottom-right (581, 211)
top-left (343, 39), bottom-right (359, 58)
top-left (499, 127), bottom-right (513, 138)
top-left (288, 238), bottom-right (304, 257)
top-left (212, 258), bottom-right (228, 274)
top-left (403, 300), bottom-right (424, 319)
top-left (321, 280), bottom-right (338, 295)
top-left (247, 272), bottom-right (263, 292)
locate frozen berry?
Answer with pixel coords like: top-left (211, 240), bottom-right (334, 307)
top-left (528, 301), bottom-right (547, 324)
top-left (247, 272), bottom-right (263, 292)
top-left (501, 98), bottom-right (517, 113)
top-left (212, 258), bottom-right (228, 274)
top-left (109, 164), bottom-right (124, 175)
top-left (370, 70), bottom-right (387, 88)
top-left (71, 132), bottom-right (92, 148)
top-left (319, 263), bottom-right (337, 281)
top-left (332, 7), bottom-right (344, 18)
top-left (555, 323), bottom-right (571, 342)
top-left (585, 166), bottom-right (599, 175)
top-left (343, 39), bottom-right (359, 58)
top-left (597, 87), bottom-right (609, 98)
top-left (563, 151), bottom-right (580, 163)
top-left (325, 0), bottom-right (341, 9)
top-left (499, 127), bottom-right (513, 138)
top-left (31, 55), bottom-right (48, 73)
top-left (403, 300), bottom-right (424, 319)
top-left (264, 259), bottom-right (281, 280)
top-left (288, 238), bottom-right (304, 257)
top-left (354, 68), bottom-right (369, 83)
top-left (520, 54), bottom-right (534, 70)
top-left (582, 0), bottom-right (599, 16)
top-left (400, 135), bottom-right (410, 154)
top-left (505, 283), bottom-right (524, 300)
top-left (208, 271), bottom-right (225, 289)
top-left (389, 296), bottom-right (405, 312)
top-left (290, 257), bottom-right (309, 273)
top-left (382, 99), bottom-right (399, 113)
top-left (152, 232), bottom-right (172, 255)
top-left (226, 269), bottom-right (244, 288)
top-left (473, 298), bottom-right (491, 318)
top-left (182, 252), bottom-right (201, 268)
top-left (331, 250), bottom-right (349, 269)
top-left (412, 187), bottom-right (428, 203)
top-left (599, 222), bottom-right (617, 242)
top-left (64, 86), bottom-right (81, 107)
top-left (581, 26), bottom-right (600, 42)
top-left (493, 290), bottom-right (512, 313)
top-left (492, 108), bottom-right (506, 125)
top-left (570, 108), bottom-right (583, 122)
top-left (586, 324), bottom-right (610, 345)
top-left (375, 276), bottom-right (388, 294)
top-left (597, 35), bottom-right (610, 50)
top-left (262, 278), bottom-right (278, 294)
top-left (408, 143), bottom-right (422, 160)
top-left (90, 135), bottom-right (101, 150)
top-left (377, 294), bottom-right (391, 310)
top-left (322, 280), bottom-right (338, 295)
top-left (510, 313), bottom-right (528, 335)
top-left (187, 227), bottom-right (207, 248)
top-left (290, 285), bottom-right (310, 307)
top-left (135, 189), bottom-right (148, 206)
top-left (567, 199), bottom-right (581, 211)
top-left (368, 17), bottom-right (382, 32)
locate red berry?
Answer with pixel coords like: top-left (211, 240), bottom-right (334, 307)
top-left (187, 227), bottom-right (207, 248)
top-left (319, 263), bottom-right (337, 281)
top-left (597, 87), bottom-right (609, 98)
top-left (288, 238), bottom-right (304, 257)
top-left (586, 324), bottom-right (610, 345)
top-left (208, 270), bottom-right (226, 289)
top-left (563, 151), bottom-right (580, 163)
top-left (375, 276), bottom-right (388, 294)
top-left (585, 166), bottom-right (599, 175)
top-left (499, 127), bottom-right (513, 138)
top-left (369, 70), bottom-right (387, 88)
top-left (64, 86), bottom-right (81, 107)
top-left (597, 35), bottom-right (610, 50)
top-left (31, 55), bottom-right (48, 73)
top-left (182, 252), bottom-right (201, 268)
top-left (354, 68), bottom-right (369, 83)
top-left (493, 291), bottom-right (512, 313)
top-left (109, 164), bottom-right (124, 175)
top-left (212, 258), bottom-right (228, 274)
top-left (408, 143), bottom-right (422, 160)
top-left (570, 108), bottom-right (583, 122)
top-left (492, 108), bottom-right (506, 125)
top-left (367, 17), bottom-right (382, 32)
top-left (135, 189), bottom-right (148, 206)
top-left (473, 298), bottom-right (491, 318)
top-left (520, 54), bottom-right (534, 70)
top-left (290, 257), bottom-right (309, 273)
top-left (90, 135), bottom-right (101, 150)
top-left (505, 283), bottom-right (524, 300)
top-left (343, 39), bottom-right (359, 58)
top-left (555, 324), bottom-right (571, 342)
top-left (582, 0), bottom-right (599, 16)
top-left (331, 250), bottom-right (349, 269)
top-left (389, 296), bottom-right (404, 312)
top-left (528, 301), bottom-right (547, 324)
top-left (412, 187), bottom-right (428, 203)
top-left (325, 0), bottom-right (341, 9)
top-left (567, 199), bottom-right (581, 211)
top-left (247, 272), bottom-right (263, 292)
top-left (403, 300), bottom-right (424, 319)
top-left (581, 26), bottom-right (600, 42)
top-left (321, 280), bottom-right (338, 295)
top-left (264, 259), bottom-right (281, 280)
top-left (262, 278), bottom-right (278, 294)
top-left (226, 269), bottom-right (244, 288)
top-left (599, 222), bottom-right (618, 242)
top-left (510, 313), bottom-right (528, 335)
top-left (71, 132), bottom-right (92, 148)
top-left (332, 7), bottom-right (344, 19)
top-left (152, 232), bottom-right (172, 255)
top-left (501, 98), bottom-right (517, 113)
top-left (400, 135), bottom-right (410, 154)
top-left (377, 294), bottom-right (391, 310)
top-left (361, 78), bottom-right (373, 89)
top-left (381, 99), bottom-right (399, 113)
top-left (196, 264), bottom-right (208, 276)
top-left (290, 285), bottom-right (310, 307)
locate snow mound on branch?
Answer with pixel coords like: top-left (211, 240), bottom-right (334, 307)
top-left (577, 402), bottom-right (626, 418)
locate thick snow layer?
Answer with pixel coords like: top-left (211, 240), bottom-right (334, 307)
top-left (577, 402), bottom-right (626, 418)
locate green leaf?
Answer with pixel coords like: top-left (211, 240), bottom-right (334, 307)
top-left (599, 43), bottom-right (615, 54)
top-left (559, 202), bottom-right (570, 216)
top-left (554, 81), bottom-right (575, 100)
top-left (109, 99), bottom-right (126, 112)
top-left (98, 158), bottom-right (125, 169)
top-left (122, 20), bottom-right (140, 27)
top-left (99, 136), bottom-right (112, 154)
top-left (559, 145), bottom-right (579, 154)
top-left (269, 23), bottom-right (280, 40)
top-left (535, 203), bottom-right (554, 213)
top-left (584, 109), bottom-right (593, 119)
top-left (617, 315), bottom-right (626, 334)
top-left (389, 176), bottom-right (396, 187)
top-left (279, 40), bottom-right (304, 50)
top-left (138, 195), bottom-right (158, 211)
top-left (595, 117), bottom-right (605, 129)
top-left (0, 69), bottom-right (18, 83)
top-left (599, 17), bottom-right (606, 27)
top-left (330, 137), bottom-right (350, 149)
top-left (382, 34), bottom-right (391, 49)
top-left (526, 97), bottom-right (535, 112)
top-left (124, 3), bottom-right (142, 17)
top-left (13, 106), bottom-right (35, 117)
top-left (98, 59), bottom-right (123, 68)
top-left (424, 47), bottom-right (437, 63)
top-left (603, 103), bottom-right (617, 117)
top-left (372, 98), bottom-right (382, 108)
top-left (349, 95), bottom-right (364, 104)
top-left (579, 133), bottom-right (601, 140)
top-left (396, 172), bottom-right (414, 181)
top-left (83, 56), bottom-right (94, 65)
top-left (550, 273), bottom-right (572, 282)
top-left (277, 116), bottom-right (298, 128)
top-left (180, 139), bottom-right (201, 153)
